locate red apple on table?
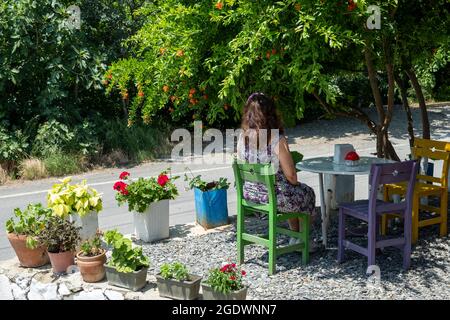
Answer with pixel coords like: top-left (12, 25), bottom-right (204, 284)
top-left (345, 151), bottom-right (360, 161)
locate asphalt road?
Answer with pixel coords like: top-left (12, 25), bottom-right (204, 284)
top-left (1, 105), bottom-right (448, 261)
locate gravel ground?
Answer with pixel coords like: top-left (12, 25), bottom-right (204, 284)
top-left (140, 198), bottom-right (450, 300)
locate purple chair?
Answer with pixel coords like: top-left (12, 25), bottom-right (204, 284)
top-left (337, 160), bottom-right (418, 270)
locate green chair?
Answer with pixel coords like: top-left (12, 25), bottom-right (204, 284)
top-left (232, 157), bottom-right (310, 275)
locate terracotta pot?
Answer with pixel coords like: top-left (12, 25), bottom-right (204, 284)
top-left (7, 233), bottom-right (49, 268)
top-left (76, 250), bottom-right (106, 283)
top-left (48, 251), bottom-right (75, 274)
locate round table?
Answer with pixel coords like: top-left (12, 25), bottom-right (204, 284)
top-left (296, 156), bottom-right (395, 247)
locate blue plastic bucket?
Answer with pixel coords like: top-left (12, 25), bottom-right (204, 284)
top-left (194, 188), bottom-right (228, 229)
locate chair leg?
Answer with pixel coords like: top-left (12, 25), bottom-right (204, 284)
top-left (302, 214), bottom-right (310, 265)
top-left (237, 206), bottom-right (244, 265)
top-left (439, 191), bottom-right (448, 238)
top-left (381, 187), bottom-right (389, 235)
top-left (337, 208), bottom-right (345, 263)
top-left (412, 193), bottom-right (420, 244)
top-left (403, 213), bottom-right (412, 270)
top-left (268, 211), bottom-right (276, 275)
top-left (368, 216), bottom-right (376, 267)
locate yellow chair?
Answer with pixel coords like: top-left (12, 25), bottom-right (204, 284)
top-left (382, 138), bottom-right (450, 244)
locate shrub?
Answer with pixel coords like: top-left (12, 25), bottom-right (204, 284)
top-left (38, 216), bottom-right (81, 253)
top-left (103, 230), bottom-right (149, 273)
top-left (47, 177), bottom-right (103, 218)
top-left (184, 172), bottom-right (230, 192)
top-left (5, 203), bottom-right (53, 249)
top-left (18, 158), bottom-right (47, 180)
top-left (205, 263), bottom-right (246, 294)
top-left (79, 232), bottom-right (104, 257)
top-left (0, 129), bottom-right (29, 163)
top-left (160, 262), bottom-right (190, 281)
top-left (32, 120), bottom-right (76, 157)
top-left (43, 153), bottom-right (85, 177)
top-left (113, 171), bottom-right (179, 213)
top-left (100, 120), bottom-right (170, 161)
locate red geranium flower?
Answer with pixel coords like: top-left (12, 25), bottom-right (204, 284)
top-left (119, 171), bottom-right (130, 180)
top-left (158, 174), bottom-right (169, 187)
top-left (230, 276), bottom-right (236, 281)
top-left (113, 181), bottom-right (128, 195)
top-left (241, 270), bottom-right (246, 276)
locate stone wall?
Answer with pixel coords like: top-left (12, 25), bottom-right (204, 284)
top-left (0, 259), bottom-right (166, 300)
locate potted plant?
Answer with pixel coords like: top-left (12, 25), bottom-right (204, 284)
top-left (184, 172), bottom-right (230, 229)
top-left (103, 230), bottom-right (149, 291)
top-left (38, 216), bottom-right (81, 274)
top-left (114, 170), bottom-right (179, 242)
top-left (5, 203), bottom-right (53, 267)
top-left (47, 177), bottom-right (103, 241)
top-left (156, 262), bottom-right (202, 300)
top-left (202, 263), bottom-right (248, 300)
top-left (76, 232), bottom-right (106, 283)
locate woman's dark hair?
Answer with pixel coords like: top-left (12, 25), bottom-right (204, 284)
top-left (241, 92), bottom-right (284, 146)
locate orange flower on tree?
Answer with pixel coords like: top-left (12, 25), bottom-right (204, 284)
top-left (266, 50), bottom-right (271, 60)
top-left (189, 88), bottom-right (196, 95)
top-left (138, 91), bottom-right (145, 97)
top-left (215, 2), bottom-right (223, 10)
top-left (163, 85), bottom-right (170, 93)
top-left (347, 0), bottom-right (357, 11)
top-left (176, 50), bottom-right (185, 57)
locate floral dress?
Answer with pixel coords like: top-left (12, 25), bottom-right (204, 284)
top-left (237, 134), bottom-right (316, 214)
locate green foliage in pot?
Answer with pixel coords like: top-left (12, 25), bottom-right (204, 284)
top-left (103, 230), bottom-right (149, 273)
top-left (160, 262), bottom-right (190, 281)
top-left (38, 216), bottom-right (81, 253)
top-left (5, 203), bottom-right (53, 249)
top-left (47, 177), bottom-right (103, 218)
top-left (184, 172), bottom-right (230, 192)
top-left (79, 232), bottom-right (104, 257)
top-left (204, 263), bottom-right (246, 294)
top-left (114, 170), bottom-right (179, 213)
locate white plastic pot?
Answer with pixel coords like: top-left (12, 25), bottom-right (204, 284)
top-left (70, 211), bottom-right (99, 241)
top-left (133, 200), bottom-right (170, 243)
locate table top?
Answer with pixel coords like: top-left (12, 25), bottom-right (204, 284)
top-left (296, 156), bottom-right (395, 175)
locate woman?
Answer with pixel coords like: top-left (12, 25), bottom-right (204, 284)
top-left (237, 92), bottom-right (317, 246)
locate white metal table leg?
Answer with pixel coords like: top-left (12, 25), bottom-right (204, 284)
top-left (319, 173), bottom-right (327, 247)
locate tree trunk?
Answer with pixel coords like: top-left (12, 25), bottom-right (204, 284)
top-left (312, 91), bottom-right (400, 160)
top-left (395, 73), bottom-right (414, 147)
top-left (405, 68), bottom-right (430, 139)
top-left (364, 46), bottom-right (386, 158)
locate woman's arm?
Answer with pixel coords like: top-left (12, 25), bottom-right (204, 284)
top-left (276, 136), bottom-right (299, 185)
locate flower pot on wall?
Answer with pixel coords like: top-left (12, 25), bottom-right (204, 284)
top-left (48, 251), bottom-right (75, 274)
top-left (156, 274), bottom-right (202, 300)
top-left (7, 233), bottom-right (49, 268)
top-left (201, 283), bottom-right (248, 300)
top-left (105, 265), bottom-right (148, 291)
top-left (69, 212), bottom-right (99, 242)
top-left (76, 250), bottom-right (106, 283)
top-left (133, 200), bottom-right (169, 243)
top-left (194, 188), bottom-right (228, 230)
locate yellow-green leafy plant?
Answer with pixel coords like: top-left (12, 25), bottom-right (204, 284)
top-left (47, 177), bottom-right (103, 218)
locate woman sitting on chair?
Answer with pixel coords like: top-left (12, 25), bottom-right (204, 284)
top-left (237, 92), bottom-right (317, 246)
